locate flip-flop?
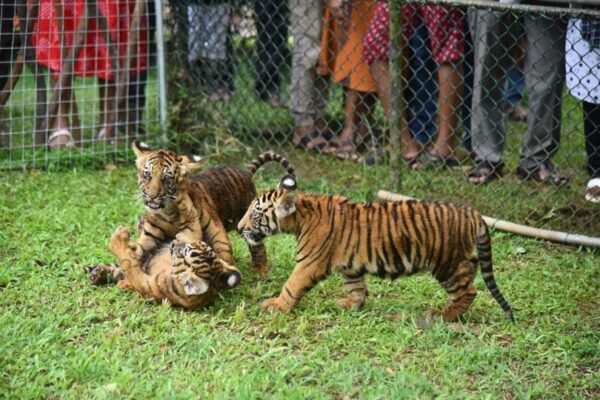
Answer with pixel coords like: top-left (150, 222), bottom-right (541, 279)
top-left (48, 129), bottom-right (74, 149)
top-left (515, 162), bottom-right (569, 188)
top-left (414, 152), bottom-right (460, 170)
top-left (402, 154), bottom-right (422, 170)
top-left (468, 160), bottom-right (504, 185)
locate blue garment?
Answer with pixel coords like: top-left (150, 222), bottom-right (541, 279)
top-left (505, 66), bottom-right (525, 108)
top-left (406, 18), bottom-right (437, 145)
top-left (407, 14), bottom-right (525, 152)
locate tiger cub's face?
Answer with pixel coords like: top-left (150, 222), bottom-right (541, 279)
top-left (238, 188), bottom-right (297, 246)
top-left (170, 240), bottom-right (241, 295)
top-left (132, 140), bottom-right (204, 212)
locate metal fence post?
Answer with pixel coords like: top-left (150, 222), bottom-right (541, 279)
top-left (389, 0), bottom-right (407, 192)
top-left (154, 0), bottom-right (167, 143)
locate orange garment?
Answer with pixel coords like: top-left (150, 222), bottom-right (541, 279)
top-left (317, 0), bottom-right (377, 93)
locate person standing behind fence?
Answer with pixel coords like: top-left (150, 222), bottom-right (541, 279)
top-left (318, 0), bottom-right (379, 162)
top-left (363, 1), bottom-right (465, 169)
top-left (566, 17), bottom-right (600, 203)
top-left (32, 0), bottom-right (149, 147)
top-left (468, 3), bottom-right (567, 186)
top-left (289, 0), bottom-right (330, 151)
top-left (186, 0), bottom-right (234, 102)
top-left (254, 0), bottom-right (289, 109)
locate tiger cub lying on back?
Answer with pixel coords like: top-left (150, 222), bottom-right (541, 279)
top-left (88, 227), bottom-right (241, 309)
top-left (131, 141), bottom-right (295, 274)
top-left (238, 177), bottom-right (514, 322)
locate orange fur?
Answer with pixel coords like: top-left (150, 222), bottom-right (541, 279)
top-left (106, 227), bottom-right (241, 309)
top-left (132, 141), bottom-right (294, 274)
top-left (239, 187), bottom-right (514, 322)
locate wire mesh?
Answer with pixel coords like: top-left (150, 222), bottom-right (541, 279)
top-left (0, 0), bottom-right (159, 168)
top-left (1, 0), bottom-right (599, 236)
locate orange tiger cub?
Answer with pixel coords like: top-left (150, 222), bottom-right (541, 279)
top-left (91, 227), bottom-right (241, 309)
top-left (132, 140), bottom-right (295, 275)
top-left (238, 177), bottom-right (514, 322)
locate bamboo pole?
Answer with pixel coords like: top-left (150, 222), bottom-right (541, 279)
top-left (377, 190), bottom-right (600, 248)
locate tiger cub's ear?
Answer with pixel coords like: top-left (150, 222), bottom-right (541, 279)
top-left (132, 140), bottom-right (152, 158)
top-left (179, 270), bottom-right (210, 295)
top-left (275, 190), bottom-right (296, 219)
top-left (179, 155), bottom-right (206, 175)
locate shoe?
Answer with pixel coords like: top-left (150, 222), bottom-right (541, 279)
top-left (585, 178), bottom-right (600, 203)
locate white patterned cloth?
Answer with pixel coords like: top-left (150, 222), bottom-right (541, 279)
top-left (566, 19), bottom-right (600, 105)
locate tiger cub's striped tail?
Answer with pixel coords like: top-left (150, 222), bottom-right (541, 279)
top-left (246, 152), bottom-right (295, 178)
top-left (476, 221), bottom-right (515, 322)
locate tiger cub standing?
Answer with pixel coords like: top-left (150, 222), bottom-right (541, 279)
top-left (88, 227), bottom-right (241, 309)
top-left (238, 177), bottom-right (514, 322)
top-left (125, 141), bottom-right (294, 276)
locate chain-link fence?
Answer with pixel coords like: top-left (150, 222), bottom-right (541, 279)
top-left (0, 0), bottom-right (161, 168)
top-left (1, 0), bottom-right (599, 236)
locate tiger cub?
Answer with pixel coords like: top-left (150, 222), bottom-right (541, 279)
top-left (132, 141), bottom-right (294, 274)
top-left (88, 227), bottom-right (241, 309)
top-left (238, 177), bottom-right (514, 322)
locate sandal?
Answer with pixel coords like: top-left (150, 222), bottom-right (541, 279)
top-left (468, 160), bottom-right (504, 185)
top-left (322, 138), bottom-right (353, 155)
top-left (515, 162), bottom-right (569, 188)
top-left (585, 178), bottom-right (600, 203)
top-left (336, 148), bottom-right (363, 162)
top-left (364, 146), bottom-right (388, 166)
top-left (48, 129), bottom-right (74, 149)
top-left (506, 105), bottom-right (528, 122)
top-left (292, 126), bottom-right (331, 153)
top-left (402, 154), bottom-right (422, 171)
top-left (414, 152), bottom-right (460, 170)
top-left (266, 93), bottom-right (288, 109)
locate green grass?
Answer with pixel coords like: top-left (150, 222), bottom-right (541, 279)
top-left (1, 164), bottom-right (599, 398)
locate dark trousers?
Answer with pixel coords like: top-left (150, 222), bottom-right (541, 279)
top-left (583, 101), bottom-right (600, 179)
top-left (254, 0), bottom-right (288, 100)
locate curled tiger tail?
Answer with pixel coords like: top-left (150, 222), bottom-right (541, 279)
top-left (476, 219), bottom-right (515, 322)
top-left (246, 152), bottom-right (296, 179)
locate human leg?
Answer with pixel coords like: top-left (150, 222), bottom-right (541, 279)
top-left (255, 0), bottom-right (289, 107)
top-left (48, 76), bottom-right (75, 148)
top-left (289, 0), bottom-right (329, 149)
top-left (516, 15), bottom-right (566, 186)
top-left (420, 5), bottom-right (464, 165)
top-left (583, 101), bottom-right (600, 202)
top-left (468, 9), bottom-right (516, 183)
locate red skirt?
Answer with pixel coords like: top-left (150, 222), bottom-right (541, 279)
top-left (31, 0), bottom-right (148, 80)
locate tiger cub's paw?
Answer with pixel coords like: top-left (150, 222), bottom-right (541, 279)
top-left (416, 310), bottom-right (445, 329)
top-left (117, 279), bottom-right (134, 291)
top-left (250, 264), bottom-right (269, 276)
top-left (337, 297), bottom-right (365, 310)
top-left (260, 297), bottom-right (293, 312)
top-left (86, 264), bottom-right (121, 285)
top-left (109, 226), bottom-right (136, 256)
